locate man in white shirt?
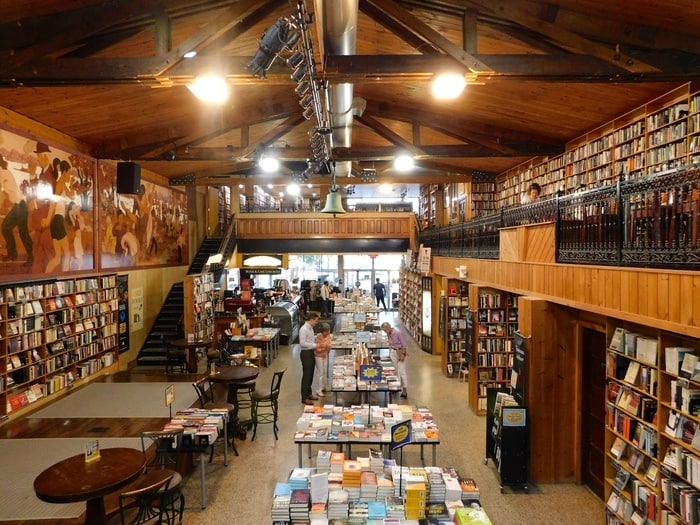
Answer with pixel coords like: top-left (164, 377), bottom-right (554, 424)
top-left (319, 280), bottom-right (331, 318)
top-left (299, 312), bottom-right (320, 405)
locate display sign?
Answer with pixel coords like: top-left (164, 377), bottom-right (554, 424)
top-left (355, 331), bottom-right (371, 343)
top-left (359, 364), bottom-right (382, 382)
top-left (390, 420), bottom-right (412, 451)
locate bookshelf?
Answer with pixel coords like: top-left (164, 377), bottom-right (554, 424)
top-left (443, 279), bottom-right (469, 378)
top-left (419, 184), bottom-right (440, 229)
top-left (496, 82), bottom-right (700, 209)
top-left (1, 274), bottom-right (119, 420)
top-left (399, 267), bottom-right (422, 346)
top-left (183, 272), bottom-right (215, 341)
top-left (603, 322), bottom-right (700, 525)
top-left (468, 286), bottom-right (518, 415)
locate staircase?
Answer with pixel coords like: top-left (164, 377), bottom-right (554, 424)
top-left (135, 235), bottom-right (225, 368)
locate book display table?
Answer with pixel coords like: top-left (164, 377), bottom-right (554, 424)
top-left (228, 327), bottom-right (280, 367)
top-left (293, 404), bottom-right (440, 467)
top-left (270, 460), bottom-right (485, 524)
top-left (330, 355), bottom-right (401, 407)
top-left (330, 332), bottom-right (390, 353)
top-left (163, 408), bottom-right (229, 508)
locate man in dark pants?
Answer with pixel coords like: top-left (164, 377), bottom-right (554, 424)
top-left (299, 312), bottom-right (320, 405)
top-left (373, 278), bottom-right (387, 310)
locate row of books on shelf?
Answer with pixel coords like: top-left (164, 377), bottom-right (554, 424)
top-left (0, 276), bottom-right (114, 304)
top-left (607, 358), bottom-right (658, 397)
top-left (6, 371), bottom-right (75, 411)
top-left (476, 352), bottom-right (512, 368)
top-left (609, 328), bottom-right (659, 366)
top-left (607, 478), bottom-right (657, 524)
top-left (607, 382), bottom-right (658, 422)
top-left (476, 309), bottom-right (517, 324)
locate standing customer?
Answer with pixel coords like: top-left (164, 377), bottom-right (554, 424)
top-left (313, 322), bottom-right (332, 397)
top-left (373, 278), bottom-right (387, 310)
top-left (299, 312), bottom-right (320, 405)
top-left (320, 280), bottom-right (331, 317)
top-left (381, 322), bottom-right (408, 398)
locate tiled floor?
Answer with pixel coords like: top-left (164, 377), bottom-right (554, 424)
top-left (1, 311), bottom-right (606, 525)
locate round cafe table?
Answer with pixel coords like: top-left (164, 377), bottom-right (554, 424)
top-left (168, 338), bottom-right (213, 373)
top-left (34, 447), bottom-right (146, 525)
top-left (208, 364), bottom-right (260, 412)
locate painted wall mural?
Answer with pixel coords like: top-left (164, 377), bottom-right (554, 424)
top-left (98, 162), bottom-right (188, 269)
top-left (0, 127), bottom-right (95, 277)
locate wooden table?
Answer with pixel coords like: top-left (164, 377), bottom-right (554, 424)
top-left (168, 338), bottom-right (213, 373)
top-left (33, 447), bottom-right (146, 525)
top-left (208, 365), bottom-right (260, 411)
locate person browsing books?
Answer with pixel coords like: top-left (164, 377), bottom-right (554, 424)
top-left (313, 322), bottom-right (332, 397)
top-left (381, 322), bottom-right (408, 398)
top-left (299, 312), bottom-right (320, 405)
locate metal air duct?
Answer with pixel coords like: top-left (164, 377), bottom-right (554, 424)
top-left (314, 0), bottom-right (358, 178)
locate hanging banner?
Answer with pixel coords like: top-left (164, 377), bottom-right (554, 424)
top-left (117, 274), bottom-right (130, 352)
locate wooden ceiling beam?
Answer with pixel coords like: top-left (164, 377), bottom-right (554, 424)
top-left (360, 0), bottom-right (493, 73)
top-left (161, 141), bottom-right (560, 163)
top-left (466, 0), bottom-right (660, 74)
top-left (6, 51), bottom-right (698, 87)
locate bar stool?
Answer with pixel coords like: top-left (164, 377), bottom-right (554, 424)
top-left (250, 368), bottom-right (286, 441)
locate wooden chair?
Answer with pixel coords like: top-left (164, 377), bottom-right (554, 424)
top-left (106, 470), bottom-right (173, 525)
top-left (164, 339), bottom-right (187, 374)
top-left (250, 368), bottom-right (286, 441)
top-left (140, 431), bottom-right (184, 525)
top-left (192, 376), bottom-right (239, 457)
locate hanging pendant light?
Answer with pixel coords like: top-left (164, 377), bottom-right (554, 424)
top-left (321, 163), bottom-right (346, 217)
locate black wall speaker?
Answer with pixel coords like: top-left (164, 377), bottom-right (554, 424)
top-left (116, 162), bottom-right (141, 194)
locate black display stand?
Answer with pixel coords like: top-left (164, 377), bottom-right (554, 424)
top-left (484, 387), bottom-right (529, 492)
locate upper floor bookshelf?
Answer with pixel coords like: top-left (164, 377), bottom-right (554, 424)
top-left (497, 82), bottom-right (700, 208)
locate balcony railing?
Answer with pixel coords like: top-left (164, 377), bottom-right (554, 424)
top-left (419, 164), bottom-right (700, 270)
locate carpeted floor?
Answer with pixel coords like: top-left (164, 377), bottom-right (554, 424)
top-left (0, 437), bottom-right (142, 521)
top-left (29, 382), bottom-right (198, 419)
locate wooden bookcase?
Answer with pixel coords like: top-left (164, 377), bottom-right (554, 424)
top-left (399, 267), bottom-right (422, 346)
top-left (604, 320), bottom-right (700, 525)
top-left (468, 286), bottom-right (518, 414)
top-left (0, 274), bottom-right (119, 421)
top-left (183, 272), bottom-right (215, 341)
top-left (495, 82), bottom-right (700, 209)
top-left (442, 279), bottom-right (469, 378)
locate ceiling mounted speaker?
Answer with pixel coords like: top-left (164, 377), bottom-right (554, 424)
top-left (320, 191), bottom-right (346, 217)
top-left (116, 162), bottom-right (141, 194)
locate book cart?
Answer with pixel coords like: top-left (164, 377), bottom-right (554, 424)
top-left (483, 387), bottom-right (529, 492)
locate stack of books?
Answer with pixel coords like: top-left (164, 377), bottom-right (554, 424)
top-left (289, 489), bottom-right (310, 523)
top-left (348, 500), bottom-right (369, 522)
top-left (359, 470), bottom-right (378, 501)
top-left (405, 482), bottom-right (427, 520)
top-left (289, 467), bottom-right (313, 490)
top-left (424, 466), bottom-right (446, 503)
top-left (271, 482), bottom-right (291, 523)
top-left (369, 448), bottom-right (384, 474)
top-left (327, 489), bottom-right (350, 520)
top-left (316, 449), bottom-right (331, 472)
top-left (342, 460), bottom-right (362, 500)
top-left (330, 451), bottom-right (345, 474)
top-left (376, 477), bottom-right (395, 501)
top-left (367, 500), bottom-right (387, 520)
top-left (453, 505), bottom-right (493, 525)
top-left (384, 496), bottom-right (405, 519)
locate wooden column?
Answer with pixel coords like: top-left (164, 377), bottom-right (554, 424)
top-left (518, 296), bottom-right (578, 483)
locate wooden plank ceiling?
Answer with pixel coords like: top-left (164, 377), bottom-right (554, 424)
top-left (0, 0), bottom-right (698, 191)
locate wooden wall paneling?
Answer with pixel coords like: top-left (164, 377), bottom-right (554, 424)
top-left (667, 273), bottom-right (681, 324)
top-left (524, 224), bottom-right (555, 263)
top-left (657, 272), bottom-right (669, 321)
top-left (499, 228), bottom-right (518, 261)
top-left (432, 256), bottom-right (700, 339)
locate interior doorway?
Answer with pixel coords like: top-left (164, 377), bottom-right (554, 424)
top-left (580, 327), bottom-right (606, 500)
